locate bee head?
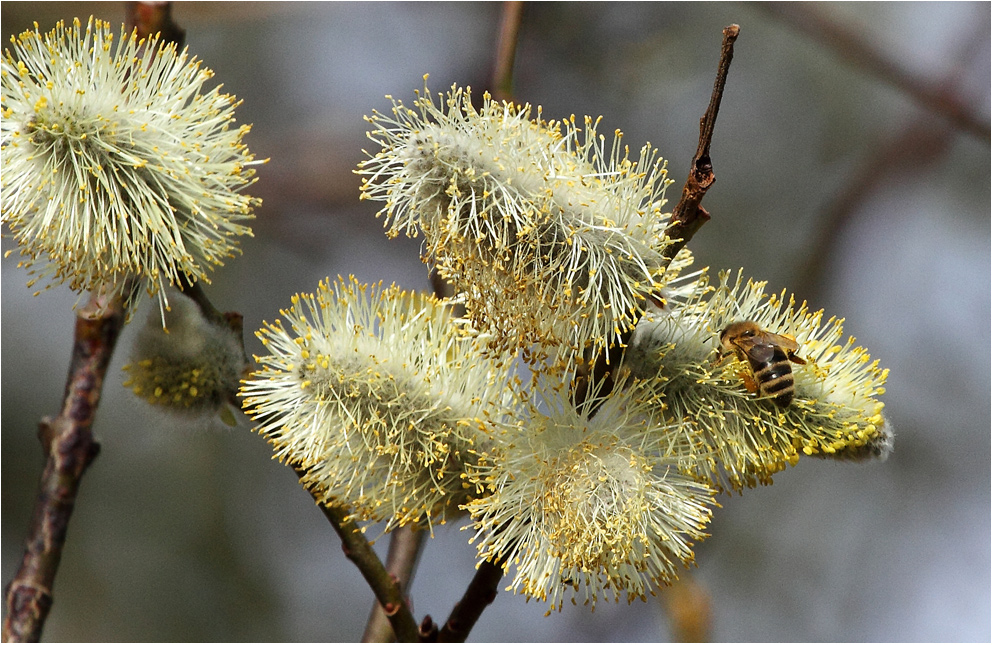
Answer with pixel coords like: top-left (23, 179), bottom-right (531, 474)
top-left (719, 320), bottom-right (760, 346)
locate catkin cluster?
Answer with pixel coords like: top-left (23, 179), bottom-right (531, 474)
top-left (0, 19), bottom-right (893, 616)
top-left (244, 79), bottom-right (892, 611)
top-left (346, 79), bottom-right (891, 609)
top-left (0, 12), bottom-right (897, 630)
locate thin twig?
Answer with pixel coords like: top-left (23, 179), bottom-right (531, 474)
top-left (291, 466), bottom-right (420, 642)
top-left (436, 557), bottom-right (507, 643)
top-left (758, 3), bottom-right (990, 143)
top-left (660, 23), bottom-right (739, 265)
top-left (361, 526), bottom-right (428, 642)
top-left (491, 1), bottom-right (526, 102)
top-left (317, 504), bottom-right (421, 642)
top-left (176, 275), bottom-right (227, 326)
top-left (2, 293), bottom-right (126, 642)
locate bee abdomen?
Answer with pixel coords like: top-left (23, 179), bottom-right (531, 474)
top-left (754, 354), bottom-right (795, 408)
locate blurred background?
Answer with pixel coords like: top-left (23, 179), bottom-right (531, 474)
top-left (2, 2), bottom-right (989, 641)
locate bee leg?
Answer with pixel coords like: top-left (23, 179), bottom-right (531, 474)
top-left (788, 351), bottom-right (807, 366)
top-left (739, 371), bottom-right (759, 394)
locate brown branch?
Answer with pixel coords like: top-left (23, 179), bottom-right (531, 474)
top-left (491, 1), bottom-right (526, 102)
top-left (317, 504), bottom-right (421, 642)
top-left (758, 3), bottom-right (990, 143)
top-left (436, 557), bottom-right (506, 643)
top-left (2, 293), bottom-right (126, 642)
top-left (175, 274), bottom-right (227, 326)
top-left (291, 467), bottom-right (420, 642)
top-left (792, 117), bottom-right (952, 302)
top-left (3, 9), bottom-right (185, 641)
top-left (661, 24), bottom-right (739, 265)
top-left (361, 526), bottom-right (428, 642)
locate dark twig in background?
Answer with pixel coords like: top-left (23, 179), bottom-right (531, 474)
top-left (2, 294), bottom-right (126, 642)
top-left (491, 1), bottom-right (525, 102)
top-left (758, 3), bottom-right (990, 143)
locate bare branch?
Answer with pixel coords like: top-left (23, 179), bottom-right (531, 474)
top-left (317, 504), bottom-right (421, 642)
top-left (2, 294), bottom-right (126, 642)
top-left (661, 24), bottom-right (739, 265)
top-left (361, 526), bottom-right (428, 642)
top-left (290, 467), bottom-right (420, 642)
top-left (436, 557), bottom-right (506, 642)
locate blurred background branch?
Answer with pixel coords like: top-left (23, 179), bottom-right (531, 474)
top-left (758, 2), bottom-right (990, 142)
top-left (792, 3), bottom-right (991, 299)
top-left (490, 1), bottom-right (525, 102)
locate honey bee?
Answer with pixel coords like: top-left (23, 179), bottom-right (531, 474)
top-left (717, 321), bottom-right (806, 408)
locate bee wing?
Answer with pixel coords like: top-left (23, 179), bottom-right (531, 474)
top-left (764, 332), bottom-right (800, 353)
top-left (735, 336), bottom-right (777, 362)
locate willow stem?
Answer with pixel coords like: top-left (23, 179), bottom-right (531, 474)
top-left (2, 292), bottom-right (126, 642)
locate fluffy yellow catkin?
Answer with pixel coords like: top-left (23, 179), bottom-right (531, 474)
top-left (1, 17), bottom-right (262, 313)
top-left (623, 269), bottom-right (892, 491)
top-left (358, 78), bottom-right (674, 363)
top-left (465, 379), bottom-right (715, 612)
top-left (241, 276), bottom-right (517, 530)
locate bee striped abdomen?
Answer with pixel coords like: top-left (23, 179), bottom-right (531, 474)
top-left (751, 346), bottom-right (795, 408)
